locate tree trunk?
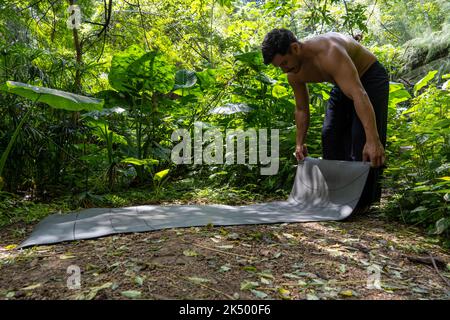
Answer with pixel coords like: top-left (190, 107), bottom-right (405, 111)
top-left (68, 0), bottom-right (83, 124)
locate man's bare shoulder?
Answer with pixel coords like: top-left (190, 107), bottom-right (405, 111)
top-left (306, 32), bottom-right (351, 46)
top-left (302, 33), bottom-right (349, 63)
top-left (313, 33), bottom-right (377, 76)
top-left (321, 32), bottom-right (352, 40)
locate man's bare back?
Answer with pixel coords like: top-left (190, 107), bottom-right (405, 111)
top-left (283, 32), bottom-right (377, 84)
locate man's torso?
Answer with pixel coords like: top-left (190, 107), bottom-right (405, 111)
top-left (288, 32), bottom-right (377, 84)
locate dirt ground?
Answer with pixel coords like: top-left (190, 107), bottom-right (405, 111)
top-left (0, 207), bottom-right (449, 300)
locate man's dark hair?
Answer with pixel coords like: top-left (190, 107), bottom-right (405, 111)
top-left (261, 28), bottom-right (299, 65)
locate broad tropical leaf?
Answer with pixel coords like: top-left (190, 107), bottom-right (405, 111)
top-left (414, 70), bottom-right (438, 94)
top-left (209, 103), bottom-right (252, 115)
top-left (109, 46), bottom-right (175, 94)
top-left (83, 107), bottom-right (126, 120)
top-left (0, 81), bottom-right (103, 111)
top-left (234, 51), bottom-right (265, 72)
top-left (272, 85), bottom-right (289, 98)
top-left (196, 69), bottom-right (218, 90)
top-left (389, 82), bottom-right (411, 110)
top-left (121, 157), bottom-right (159, 166)
top-left (174, 70), bottom-right (197, 89)
top-left (154, 169), bottom-right (169, 181)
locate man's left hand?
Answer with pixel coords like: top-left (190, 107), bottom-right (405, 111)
top-left (363, 140), bottom-right (385, 168)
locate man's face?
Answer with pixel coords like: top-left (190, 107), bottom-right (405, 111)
top-left (271, 51), bottom-right (299, 74)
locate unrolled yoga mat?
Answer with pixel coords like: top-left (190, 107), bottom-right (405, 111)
top-left (19, 157), bottom-right (370, 248)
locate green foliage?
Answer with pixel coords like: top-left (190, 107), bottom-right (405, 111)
top-left (0, 193), bottom-right (72, 227)
top-left (0, 82), bottom-right (104, 190)
top-left (369, 0), bottom-right (449, 45)
top-left (109, 46), bottom-right (175, 94)
top-left (383, 71), bottom-right (449, 238)
top-left (0, 107), bottom-right (33, 187)
top-left (370, 45), bottom-right (403, 77)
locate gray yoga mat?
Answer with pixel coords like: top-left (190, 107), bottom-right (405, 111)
top-left (19, 157), bottom-right (370, 248)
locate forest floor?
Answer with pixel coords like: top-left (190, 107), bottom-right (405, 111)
top-left (0, 197), bottom-right (449, 300)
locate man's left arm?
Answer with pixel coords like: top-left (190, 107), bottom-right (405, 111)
top-left (322, 47), bottom-right (385, 167)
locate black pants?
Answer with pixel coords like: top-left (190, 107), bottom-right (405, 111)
top-left (322, 60), bottom-right (389, 208)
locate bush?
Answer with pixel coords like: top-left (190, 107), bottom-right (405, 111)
top-left (383, 70), bottom-right (450, 241)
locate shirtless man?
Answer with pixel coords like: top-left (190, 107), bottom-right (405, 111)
top-left (261, 28), bottom-right (389, 212)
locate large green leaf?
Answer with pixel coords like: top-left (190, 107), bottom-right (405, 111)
top-left (255, 73), bottom-right (276, 85)
top-left (217, 0), bottom-right (232, 7)
top-left (109, 46), bottom-right (175, 94)
top-left (0, 81), bottom-right (103, 111)
top-left (108, 45), bottom-right (145, 92)
top-left (234, 51), bottom-right (265, 72)
top-left (87, 120), bottom-right (127, 145)
top-left (272, 85), bottom-right (289, 99)
top-left (196, 69), bottom-right (218, 90)
top-left (121, 157), bottom-right (159, 166)
top-left (174, 70), bottom-right (197, 89)
top-left (414, 70), bottom-right (438, 94)
top-left (154, 169), bottom-right (169, 182)
top-left (82, 106), bottom-right (126, 120)
top-left (388, 82), bottom-right (411, 109)
top-left (209, 103), bottom-right (252, 115)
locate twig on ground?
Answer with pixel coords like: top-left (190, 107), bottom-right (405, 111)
top-left (405, 254), bottom-right (447, 269)
top-left (429, 253), bottom-right (450, 288)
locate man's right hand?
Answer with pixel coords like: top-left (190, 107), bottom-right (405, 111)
top-left (295, 144), bottom-right (308, 161)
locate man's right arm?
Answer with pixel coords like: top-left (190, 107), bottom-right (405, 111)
top-left (288, 77), bottom-right (310, 149)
